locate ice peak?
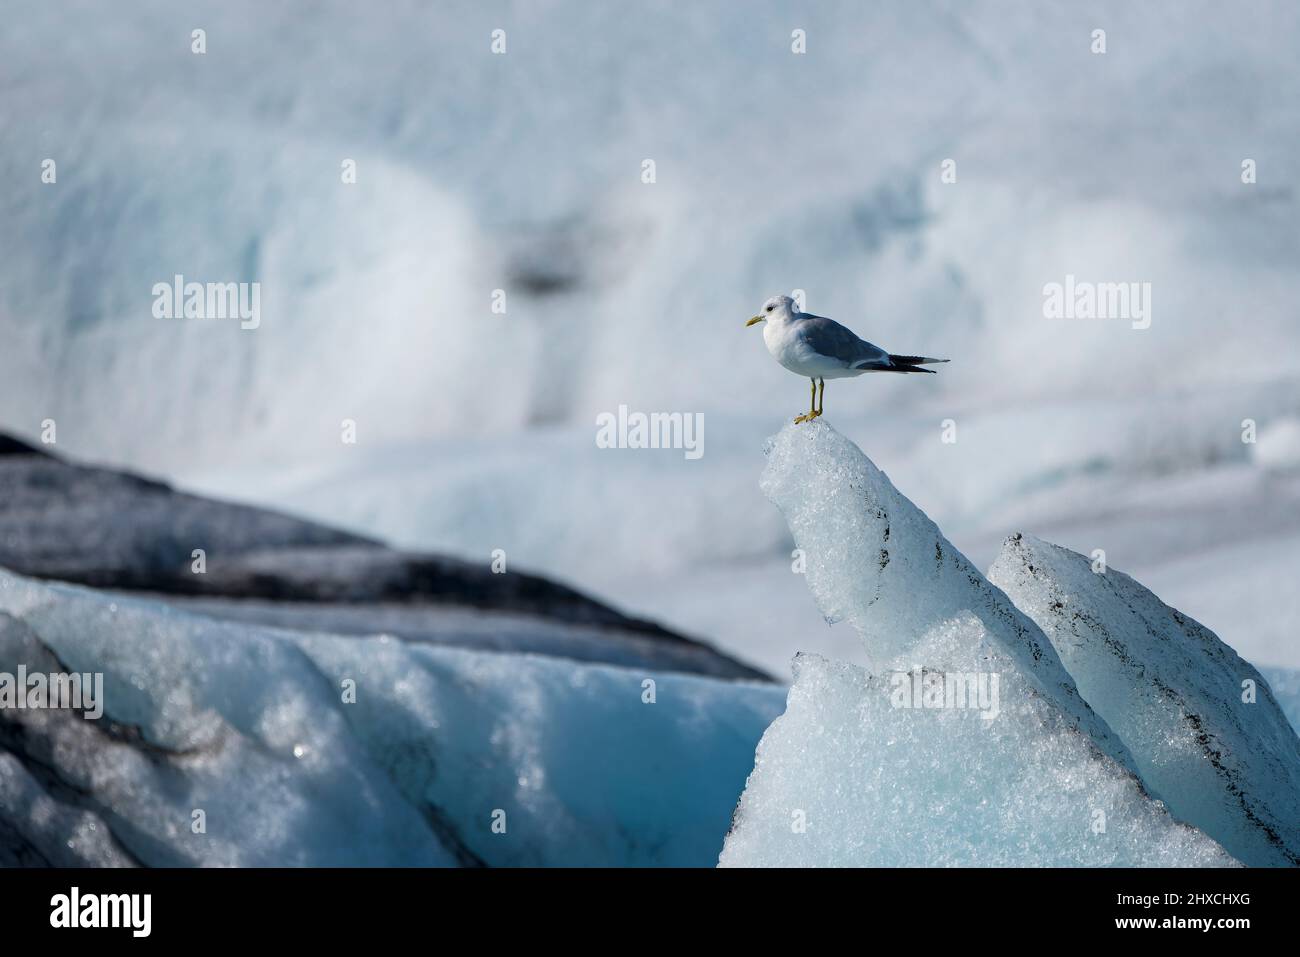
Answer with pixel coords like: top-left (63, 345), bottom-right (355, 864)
top-left (721, 422), bottom-right (1242, 866)
top-left (760, 419), bottom-right (1139, 776)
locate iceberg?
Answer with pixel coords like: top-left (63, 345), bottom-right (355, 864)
top-left (754, 421), bottom-right (1135, 769)
top-left (720, 422), bottom-right (1236, 866)
top-left (0, 435), bottom-right (767, 681)
top-left (989, 534), bottom-right (1300, 866)
top-left (0, 571), bottom-right (784, 867)
top-left (719, 649), bottom-right (1232, 867)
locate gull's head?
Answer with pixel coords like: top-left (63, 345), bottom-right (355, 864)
top-left (746, 295), bottom-right (795, 327)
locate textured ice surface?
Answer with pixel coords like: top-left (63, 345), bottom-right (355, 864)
top-left (0, 571), bottom-right (783, 866)
top-left (0, 751), bottom-right (135, 867)
top-left (160, 595), bottom-right (769, 679)
top-left (719, 646), bottom-right (1232, 867)
top-left (990, 535), bottom-right (1300, 866)
top-left (721, 422), bottom-right (1233, 866)
top-left (757, 421), bottom-right (1135, 771)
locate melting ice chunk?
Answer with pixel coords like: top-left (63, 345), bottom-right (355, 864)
top-left (0, 570), bottom-right (783, 867)
top-left (757, 421), bottom-right (1136, 774)
top-left (720, 643), bottom-right (1234, 866)
top-left (722, 422), bottom-right (1235, 866)
top-left (990, 534), bottom-right (1300, 867)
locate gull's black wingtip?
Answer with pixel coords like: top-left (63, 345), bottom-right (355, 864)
top-left (888, 354), bottom-right (949, 366)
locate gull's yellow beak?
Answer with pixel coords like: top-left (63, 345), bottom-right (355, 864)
top-left (745, 315), bottom-right (764, 327)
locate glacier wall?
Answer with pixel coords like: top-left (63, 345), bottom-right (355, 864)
top-left (4, 0), bottom-right (1300, 480)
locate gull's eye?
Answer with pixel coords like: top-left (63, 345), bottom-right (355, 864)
top-left (765, 305), bottom-right (773, 313)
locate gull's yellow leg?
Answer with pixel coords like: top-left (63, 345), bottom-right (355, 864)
top-left (794, 378), bottom-right (818, 424)
top-left (815, 378), bottom-right (825, 418)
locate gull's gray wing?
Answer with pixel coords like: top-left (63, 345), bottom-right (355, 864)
top-left (795, 314), bottom-right (890, 369)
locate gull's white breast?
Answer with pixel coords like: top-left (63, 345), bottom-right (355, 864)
top-left (762, 318), bottom-right (859, 379)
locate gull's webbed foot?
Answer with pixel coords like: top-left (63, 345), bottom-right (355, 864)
top-left (793, 410), bottom-right (822, 424)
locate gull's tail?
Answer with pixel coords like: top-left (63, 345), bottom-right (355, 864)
top-left (884, 354), bottom-right (949, 374)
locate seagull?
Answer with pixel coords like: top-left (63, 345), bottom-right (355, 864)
top-left (745, 295), bottom-right (948, 423)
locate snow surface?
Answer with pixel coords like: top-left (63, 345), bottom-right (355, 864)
top-left (720, 422), bottom-right (1236, 866)
top-left (1253, 417), bottom-right (1300, 472)
top-left (0, 571), bottom-right (784, 867)
top-left (989, 534), bottom-right (1300, 866)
